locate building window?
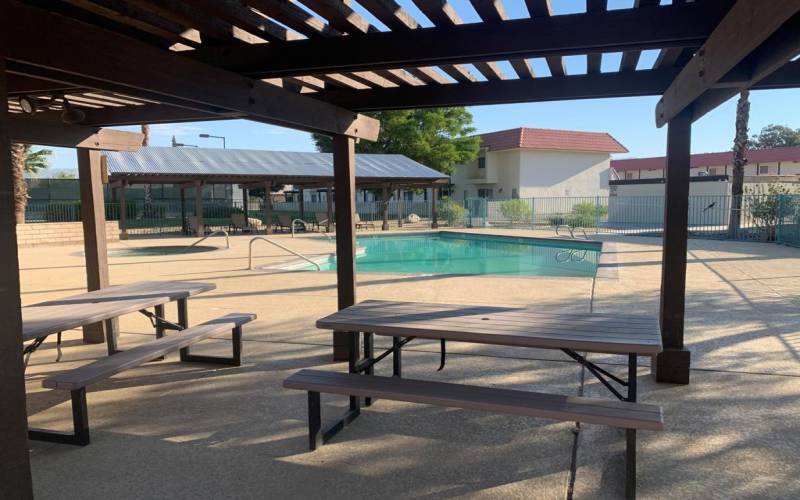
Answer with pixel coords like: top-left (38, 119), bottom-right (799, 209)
top-left (759, 165), bottom-right (769, 175)
top-left (477, 188), bottom-right (493, 199)
top-left (511, 188), bottom-right (518, 199)
top-left (477, 148), bottom-right (487, 169)
top-left (625, 171), bottom-right (635, 180)
top-left (708, 167), bottom-right (718, 176)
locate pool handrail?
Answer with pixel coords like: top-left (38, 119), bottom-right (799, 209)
top-left (248, 236), bottom-right (321, 271)
top-left (291, 219), bottom-right (308, 238)
top-left (183, 230), bottom-right (229, 252)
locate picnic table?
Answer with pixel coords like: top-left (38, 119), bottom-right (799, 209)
top-left (22, 280), bottom-right (215, 360)
top-left (286, 300), bottom-right (664, 499)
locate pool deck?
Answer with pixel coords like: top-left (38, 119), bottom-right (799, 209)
top-left (19, 228), bottom-right (800, 499)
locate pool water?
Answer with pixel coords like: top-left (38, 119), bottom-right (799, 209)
top-left (307, 233), bottom-right (600, 277)
top-left (109, 245), bottom-right (219, 257)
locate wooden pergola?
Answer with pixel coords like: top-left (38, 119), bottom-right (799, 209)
top-left (3, 1), bottom-right (800, 496)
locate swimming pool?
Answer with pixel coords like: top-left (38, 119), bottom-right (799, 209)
top-left (298, 232), bottom-right (600, 277)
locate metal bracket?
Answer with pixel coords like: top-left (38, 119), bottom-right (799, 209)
top-left (138, 309), bottom-right (185, 332)
top-left (562, 349), bottom-right (628, 401)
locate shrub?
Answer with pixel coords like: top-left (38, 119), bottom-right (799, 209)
top-left (745, 183), bottom-right (800, 241)
top-left (438, 197), bottom-right (466, 227)
top-left (567, 202), bottom-right (607, 228)
top-left (499, 199), bottom-right (532, 224)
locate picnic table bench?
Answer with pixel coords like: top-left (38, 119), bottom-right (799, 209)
top-left (285, 300), bottom-right (664, 499)
top-left (21, 281), bottom-right (256, 446)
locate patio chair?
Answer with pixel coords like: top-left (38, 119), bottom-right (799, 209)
top-left (229, 213), bottom-right (252, 234)
top-left (314, 212), bottom-right (331, 231)
top-left (354, 213), bottom-right (376, 230)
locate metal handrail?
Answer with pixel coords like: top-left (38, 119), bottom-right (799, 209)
top-left (554, 225), bottom-right (589, 240)
top-left (572, 227), bottom-right (589, 240)
top-left (555, 225), bottom-right (573, 237)
top-left (248, 236), bottom-right (321, 271)
top-left (291, 218), bottom-right (308, 238)
top-left (183, 230), bottom-right (229, 252)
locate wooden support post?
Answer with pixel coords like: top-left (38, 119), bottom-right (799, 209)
top-left (381, 186), bottom-right (390, 231)
top-left (117, 181), bottom-right (128, 240)
top-left (654, 108), bottom-right (692, 384)
top-left (397, 188), bottom-right (403, 227)
top-left (242, 187), bottom-right (249, 229)
top-left (326, 185), bottom-right (333, 233)
top-left (0, 57), bottom-right (34, 500)
top-left (431, 187), bottom-right (439, 229)
top-left (264, 181), bottom-right (273, 234)
top-left (180, 187), bottom-right (187, 235)
top-left (193, 180), bottom-right (204, 235)
top-left (299, 188), bottom-right (305, 221)
top-left (332, 135), bottom-right (358, 361)
top-left (77, 149), bottom-right (114, 343)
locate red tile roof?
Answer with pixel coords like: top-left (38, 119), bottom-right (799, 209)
top-left (479, 127), bottom-right (628, 154)
top-left (611, 146), bottom-right (800, 171)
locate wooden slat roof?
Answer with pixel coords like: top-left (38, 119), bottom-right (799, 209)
top-left (6, 0), bottom-right (799, 129)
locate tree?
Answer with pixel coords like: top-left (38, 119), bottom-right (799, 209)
top-left (312, 108), bottom-right (481, 174)
top-left (748, 124), bottom-right (800, 149)
top-left (10, 144), bottom-right (52, 223)
top-left (728, 90), bottom-right (750, 238)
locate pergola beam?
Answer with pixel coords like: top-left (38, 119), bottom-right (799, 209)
top-left (9, 117), bottom-right (144, 150)
top-left (318, 62), bottom-right (800, 111)
top-left (2, 1), bottom-right (379, 140)
top-left (656, 0), bottom-right (800, 127)
top-left (194, 1), bottom-right (728, 78)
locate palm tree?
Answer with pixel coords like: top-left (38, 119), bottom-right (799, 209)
top-left (141, 124), bottom-right (154, 216)
top-left (10, 144), bottom-right (51, 224)
top-left (728, 90), bottom-right (750, 238)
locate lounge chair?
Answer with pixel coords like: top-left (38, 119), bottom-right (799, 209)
top-left (276, 214), bottom-right (307, 233)
top-left (354, 213), bottom-right (376, 230)
top-left (229, 213), bottom-right (253, 234)
top-left (314, 212), bottom-right (331, 231)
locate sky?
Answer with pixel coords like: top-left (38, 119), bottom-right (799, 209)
top-left (32, 0), bottom-right (800, 176)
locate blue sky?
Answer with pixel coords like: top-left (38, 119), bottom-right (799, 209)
top-left (35, 0), bottom-right (800, 175)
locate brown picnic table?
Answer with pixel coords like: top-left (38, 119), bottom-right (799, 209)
top-left (22, 280), bottom-right (215, 361)
top-left (285, 300), bottom-right (664, 499)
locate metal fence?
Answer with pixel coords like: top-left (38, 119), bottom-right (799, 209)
top-left (23, 194), bottom-right (800, 247)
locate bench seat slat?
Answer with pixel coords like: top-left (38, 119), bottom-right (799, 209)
top-left (284, 370), bottom-right (664, 431)
top-left (42, 313), bottom-right (255, 391)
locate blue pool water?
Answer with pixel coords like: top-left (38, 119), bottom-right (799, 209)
top-left (305, 233), bottom-right (600, 277)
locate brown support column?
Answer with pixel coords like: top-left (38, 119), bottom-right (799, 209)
top-left (299, 187), bottom-right (305, 221)
top-left (332, 135), bottom-right (358, 361)
top-left (381, 185), bottom-right (390, 230)
top-left (0, 57), bottom-right (34, 500)
top-left (431, 186), bottom-right (439, 229)
top-left (242, 187), bottom-right (249, 229)
top-left (654, 108), bottom-right (692, 384)
top-left (180, 186), bottom-right (187, 235)
top-left (264, 181), bottom-right (273, 234)
top-left (194, 180), bottom-right (204, 235)
top-left (326, 185), bottom-right (333, 232)
top-left (117, 180), bottom-right (128, 240)
top-left (397, 188), bottom-right (403, 227)
top-left (78, 149), bottom-right (114, 343)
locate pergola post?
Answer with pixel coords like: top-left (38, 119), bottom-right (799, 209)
top-left (381, 185), bottom-right (390, 231)
top-left (194, 180), bottom-right (204, 236)
top-left (431, 187), bottom-right (439, 229)
top-left (0, 58), bottom-right (34, 500)
top-left (242, 187), bottom-right (249, 229)
top-left (299, 187), bottom-right (305, 221)
top-left (264, 181), bottom-right (273, 234)
top-left (180, 186), bottom-right (187, 235)
top-left (78, 148), bottom-right (116, 344)
top-left (326, 185), bottom-right (333, 232)
top-left (117, 180), bottom-right (128, 240)
top-left (654, 108), bottom-right (692, 384)
top-left (397, 188), bottom-right (403, 227)
top-left (332, 135), bottom-right (358, 361)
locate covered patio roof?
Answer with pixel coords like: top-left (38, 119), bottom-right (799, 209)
top-left (104, 147), bottom-right (448, 188)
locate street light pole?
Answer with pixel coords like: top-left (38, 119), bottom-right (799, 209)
top-left (199, 133), bottom-right (226, 149)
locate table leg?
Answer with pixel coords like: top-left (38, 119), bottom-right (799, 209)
top-left (105, 319), bottom-right (119, 355)
top-left (363, 332), bottom-right (373, 406)
top-left (392, 336), bottom-right (402, 377)
top-left (177, 298), bottom-right (189, 361)
top-left (348, 332), bottom-right (361, 412)
top-left (626, 353), bottom-right (638, 500)
top-left (154, 304), bottom-right (165, 339)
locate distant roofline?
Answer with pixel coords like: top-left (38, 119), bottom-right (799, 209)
top-left (476, 126), bottom-right (628, 154)
top-left (611, 146), bottom-right (800, 171)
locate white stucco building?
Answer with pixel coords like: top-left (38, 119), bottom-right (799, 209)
top-left (450, 127), bottom-right (628, 200)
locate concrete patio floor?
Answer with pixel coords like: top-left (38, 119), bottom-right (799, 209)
top-left (18, 229), bottom-right (800, 499)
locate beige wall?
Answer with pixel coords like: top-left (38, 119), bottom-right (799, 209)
top-left (451, 148), bottom-right (611, 200)
top-left (16, 221), bottom-right (119, 248)
top-left (618, 160), bottom-right (800, 180)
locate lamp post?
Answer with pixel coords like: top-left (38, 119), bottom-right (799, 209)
top-left (199, 133), bottom-right (226, 149)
